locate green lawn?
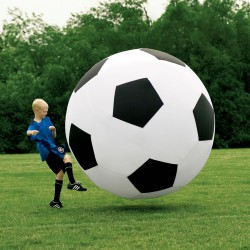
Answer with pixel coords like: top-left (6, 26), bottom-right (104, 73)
top-left (0, 149), bottom-right (249, 249)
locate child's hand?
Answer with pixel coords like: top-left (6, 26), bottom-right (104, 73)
top-left (32, 130), bottom-right (39, 136)
top-left (49, 126), bottom-right (56, 131)
top-left (49, 126), bottom-right (56, 138)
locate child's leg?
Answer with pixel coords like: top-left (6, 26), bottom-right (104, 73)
top-left (46, 153), bottom-right (65, 206)
top-left (63, 154), bottom-right (87, 191)
top-left (63, 154), bottom-right (76, 184)
top-left (54, 170), bottom-right (64, 202)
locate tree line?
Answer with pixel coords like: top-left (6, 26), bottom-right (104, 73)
top-left (0, 0), bottom-right (249, 153)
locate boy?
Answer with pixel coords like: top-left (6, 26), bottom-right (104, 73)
top-left (27, 99), bottom-right (87, 209)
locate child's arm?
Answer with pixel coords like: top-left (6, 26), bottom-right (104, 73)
top-left (27, 130), bottom-right (39, 136)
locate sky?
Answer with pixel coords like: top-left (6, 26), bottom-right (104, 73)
top-left (0, 0), bottom-right (169, 31)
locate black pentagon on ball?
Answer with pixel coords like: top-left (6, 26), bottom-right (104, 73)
top-left (128, 159), bottom-right (178, 193)
top-left (113, 78), bottom-right (164, 128)
top-left (69, 123), bottom-right (97, 170)
top-left (74, 58), bottom-right (108, 93)
top-left (140, 48), bottom-right (186, 67)
top-left (193, 93), bottom-right (215, 141)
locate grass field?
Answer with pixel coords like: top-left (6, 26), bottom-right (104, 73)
top-left (0, 149), bottom-right (249, 249)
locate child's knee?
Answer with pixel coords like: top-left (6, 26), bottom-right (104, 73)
top-left (56, 170), bottom-right (64, 180)
top-left (63, 154), bottom-right (72, 163)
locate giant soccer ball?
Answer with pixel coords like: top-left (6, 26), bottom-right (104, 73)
top-left (65, 48), bottom-right (215, 199)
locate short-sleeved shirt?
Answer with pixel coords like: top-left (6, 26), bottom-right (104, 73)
top-left (27, 117), bottom-right (63, 161)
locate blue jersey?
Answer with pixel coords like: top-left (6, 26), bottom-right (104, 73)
top-left (27, 117), bottom-right (60, 161)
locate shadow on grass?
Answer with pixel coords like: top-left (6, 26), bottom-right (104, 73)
top-left (73, 202), bottom-right (205, 215)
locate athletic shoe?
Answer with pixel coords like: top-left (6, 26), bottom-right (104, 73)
top-left (67, 181), bottom-right (87, 191)
top-left (49, 200), bottom-right (63, 208)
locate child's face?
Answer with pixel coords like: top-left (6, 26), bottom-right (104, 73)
top-left (36, 105), bottom-right (48, 119)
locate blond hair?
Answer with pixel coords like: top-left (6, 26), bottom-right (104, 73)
top-left (32, 99), bottom-right (48, 112)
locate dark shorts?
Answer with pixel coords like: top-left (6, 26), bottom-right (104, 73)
top-left (46, 146), bottom-right (66, 174)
